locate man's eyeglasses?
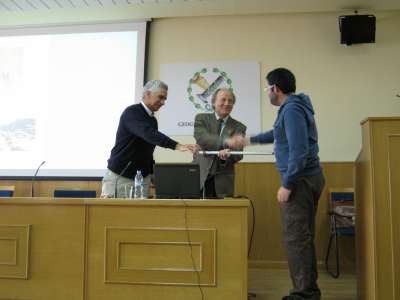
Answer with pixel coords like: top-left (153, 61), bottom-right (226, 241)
top-left (264, 84), bottom-right (275, 92)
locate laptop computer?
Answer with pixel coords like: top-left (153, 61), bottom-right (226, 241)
top-left (153, 163), bottom-right (201, 199)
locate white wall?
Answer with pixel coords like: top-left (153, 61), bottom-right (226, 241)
top-left (2, 10), bottom-right (399, 163)
top-left (148, 12), bottom-right (400, 162)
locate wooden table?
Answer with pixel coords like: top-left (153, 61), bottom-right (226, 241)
top-left (0, 197), bottom-right (249, 300)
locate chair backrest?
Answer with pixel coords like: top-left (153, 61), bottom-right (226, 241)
top-left (328, 188), bottom-right (355, 229)
top-left (329, 188), bottom-right (354, 206)
top-left (53, 190), bottom-right (97, 198)
top-left (0, 186), bottom-right (15, 197)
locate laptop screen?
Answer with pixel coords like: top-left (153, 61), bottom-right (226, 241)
top-left (154, 163), bottom-right (200, 199)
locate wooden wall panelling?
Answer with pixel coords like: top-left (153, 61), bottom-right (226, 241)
top-left (235, 162), bottom-right (355, 269)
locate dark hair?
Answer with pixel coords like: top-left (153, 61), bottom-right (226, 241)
top-left (266, 68), bottom-right (296, 94)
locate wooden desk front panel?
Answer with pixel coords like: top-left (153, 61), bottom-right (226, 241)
top-left (0, 202), bottom-right (86, 300)
top-left (86, 203), bottom-right (248, 300)
top-left (0, 199), bottom-right (248, 300)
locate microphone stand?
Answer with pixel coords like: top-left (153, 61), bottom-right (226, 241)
top-left (114, 161), bottom-right (132, 198)
top-left (31, 161), bottom-right (46, 197)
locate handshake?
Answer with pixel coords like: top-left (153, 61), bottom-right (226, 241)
top-left (173, 134), bottom-right (249, 156)
top-left (224, 134), bottom-right (249, 149)
top-left (175, 143), bottom-right (200, 153)
top-left (216, 134), bottom-right (249, 160)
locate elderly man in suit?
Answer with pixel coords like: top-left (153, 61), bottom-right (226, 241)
top-left (193, 88), bottom-right (246, 198)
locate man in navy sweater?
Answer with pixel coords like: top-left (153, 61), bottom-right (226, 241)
top-left (227, 68), bottom-right (325, 300)
top-left (102, 80), bottom-right (199, 198)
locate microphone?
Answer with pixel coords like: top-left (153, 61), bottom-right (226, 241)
top-left (31, 161), bottom-right (46, 197)
top-left (114, 161), bottom-right (132, 198)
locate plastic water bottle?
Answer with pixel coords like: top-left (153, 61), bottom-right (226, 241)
top-left (134, 170), bottom-right (144, 199)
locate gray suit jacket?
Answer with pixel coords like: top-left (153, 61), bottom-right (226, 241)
top-left (192, 113), bottom-right (246, 198)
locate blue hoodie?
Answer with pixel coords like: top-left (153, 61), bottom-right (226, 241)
top-left (250, 93), bottom-right (322, 189)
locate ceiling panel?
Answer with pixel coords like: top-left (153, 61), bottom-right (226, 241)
top-left (0, 0), bottom-right (399, 26)
top-left (0, 0), bottom-right (399, 13)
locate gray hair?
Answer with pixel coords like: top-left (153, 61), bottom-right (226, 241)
top-left (142, 80), bottom-right (168, 99)
top-left (211, 88), bottom-right (236, 108)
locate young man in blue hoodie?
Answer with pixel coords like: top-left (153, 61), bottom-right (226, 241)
top-left (227, 68), bottom-right (325, 300)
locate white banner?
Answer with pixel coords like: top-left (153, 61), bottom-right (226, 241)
top-left (159, 62), bottom-right (261, 135)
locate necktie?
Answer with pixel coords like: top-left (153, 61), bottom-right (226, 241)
top-left (217, 118), bottom-right (224, 136)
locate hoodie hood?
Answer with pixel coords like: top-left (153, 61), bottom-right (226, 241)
top-left (285, 93), bottom-right (315, 115)
top-left (278, 93), bottom-right (316, 127)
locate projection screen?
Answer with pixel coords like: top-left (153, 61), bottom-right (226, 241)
top-left (0, 21), bottom-right (148, 178)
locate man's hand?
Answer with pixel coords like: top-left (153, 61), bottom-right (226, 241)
top-left (218, 149), bottom-right (231, 160)
top-left (277, 186), bottom-right (291, 203)
top-left (187, 144), bottom-right (200, 154)
top-left (225, 134), bottom-right (249, 149)
top-left (175, 143), bottom-right (200, 154)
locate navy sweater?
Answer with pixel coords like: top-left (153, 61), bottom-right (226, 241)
top-left (250, 93), bottom-right (322, 189)
top-left (107, 104), bottom-right (178, 178)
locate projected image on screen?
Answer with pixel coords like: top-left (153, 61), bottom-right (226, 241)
top-left (0, 22), bottom-right (147, 177)
top-left (0, 119), bottom-right (35, 151)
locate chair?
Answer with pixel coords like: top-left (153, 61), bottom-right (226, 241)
top-left (325, 188), bottom-right (355, 278)
top-left (0, 186), bottom-right (15, 197)
top-left (53, 190), bottom-right (97, 198)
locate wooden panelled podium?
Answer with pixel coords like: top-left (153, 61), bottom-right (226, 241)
top-left (355, 117), bottom-right (400, 300)
top-left (0, 197), bottom-right (249, 300)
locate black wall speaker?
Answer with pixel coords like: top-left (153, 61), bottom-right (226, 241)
top-left (339, 15), bottom-right (376, 45)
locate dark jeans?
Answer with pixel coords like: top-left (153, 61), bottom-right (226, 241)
top-left (280, 173), bottom-right (325, 300)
